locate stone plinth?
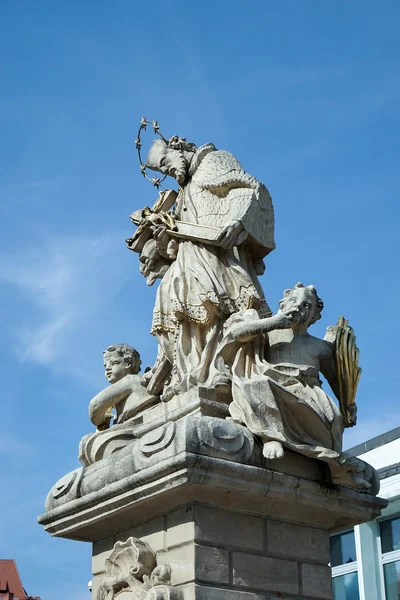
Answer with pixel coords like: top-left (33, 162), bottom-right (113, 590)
top-left (38, 415), bottom-right (386, 600)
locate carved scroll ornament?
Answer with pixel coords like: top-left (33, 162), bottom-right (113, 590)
top-left (97, 537), bottom-right (182, 600)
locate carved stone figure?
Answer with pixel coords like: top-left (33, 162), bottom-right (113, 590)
top-left (218, 282), bottom-right (375, 491)
top-left (98, 537), bottom-right (182, 600)
top-left (140, 135), bottom-right (275, 400)
top-left (90, 344), bottom-right (156, 428)
top-left (38, 120), bottom-right (386, 600)
top-left (78, 344), bottom-right (159, 466)
top-left (139, 238), bottom-right (174, 287)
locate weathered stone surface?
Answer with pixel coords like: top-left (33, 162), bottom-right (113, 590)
top-left (267, 520), bottom-right (330, 564)
top-left (301, 563), bottom-right (332, 599)
top-left (88, 495), bottom-right (340, 599)
top-left (166, 506), bottom-right (194, 550)
top-left (158, 543), bottom-right (230, 587)
top-left (95, 536), bottom-right (182, 600)
top-left (39, 434), bottom-right (386, 543)
top-left (195, 545), bottom-right (229, 584)
top-left (117, 516), bottom-right (166, 553)
top-left (44, 415), bottom-right (256, 513)
top-left (157, 544), bottom-right (194, 587)
top-left (180, 584), bottom-right (267, 600)
top-left (194, 505), bottom-right (264, 552)
top-left (232, 552), bottom-right (299, 595)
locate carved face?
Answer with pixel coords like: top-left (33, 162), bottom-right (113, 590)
top-left (103, 353), bottom-right (131, 384)
top-left (146, 141), bottom-right (188, 185)
top-left (281, 287), bottom-right (317, 328)
top-left (139, 240), bottom-right (158, 278)
top-left (139, 240), bottom-right (170, 286)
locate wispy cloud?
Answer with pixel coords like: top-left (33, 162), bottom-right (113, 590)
top-left (0, 233), bottom-right (129, 377)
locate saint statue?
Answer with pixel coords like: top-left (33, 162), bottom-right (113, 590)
top-left (140, 135), bottom-right (275, 399)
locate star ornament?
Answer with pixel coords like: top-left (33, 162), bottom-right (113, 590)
top-left (151, 177), bottom-right (161, 188)
top-left (140, 116), bottom-right (148, 130)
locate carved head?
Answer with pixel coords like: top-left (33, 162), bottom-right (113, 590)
top-left (103, 344), bottom-right (141, 384)
top-left (139, 239), bottom-right (171, 286)
top-left (279, 282), bottom-right (323, 328)
top-left (146, 136), bottom-right (197, 185)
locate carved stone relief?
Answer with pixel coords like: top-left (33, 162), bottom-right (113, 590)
top-left (97, 537), bottom-right (182, 600)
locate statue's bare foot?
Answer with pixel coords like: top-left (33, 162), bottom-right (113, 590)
top-left (263, 441), bottom-right (284, 460)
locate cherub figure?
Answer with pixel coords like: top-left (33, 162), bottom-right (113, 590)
top-left (78, 344), bottom-right (159, 466)
top-left (89, 344), bottom-right (157, 429)
top-left (219, 283), bottom-right (376, 491)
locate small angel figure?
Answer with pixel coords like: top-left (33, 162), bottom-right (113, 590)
top-left (219, 282), bottom-right (377, 492)
top-left (78, 344), bottom-right (159, 466)
top-left (87, 344), bottom-right (158, 429)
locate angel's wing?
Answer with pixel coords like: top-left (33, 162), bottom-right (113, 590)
top-left (334, 316), bottom-right (362, 428)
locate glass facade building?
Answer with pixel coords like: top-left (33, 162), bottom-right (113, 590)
top-left (332, 427), bottom-right (400, 600)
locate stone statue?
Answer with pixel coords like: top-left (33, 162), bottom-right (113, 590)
top-left (139, 238), bottom-right (175, 287)
top-left (39, 121), bottom-right (385, 600)
top-left (138, 134), bottom-right (275, 400)
top-left (218, 282), bottom-right (375, 490)
top-left (78, 344), bottom-right (159, 466)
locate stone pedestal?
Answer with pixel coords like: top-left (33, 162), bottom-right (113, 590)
top-left (38, 415), bottom-right (386, 600)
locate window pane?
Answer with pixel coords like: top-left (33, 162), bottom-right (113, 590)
top-left (384, 561), bottom-right (400, 599)
top-left (380, 517), bottom-right (400, 553)
top-left (332, 572), bottom-right (360, 600)
top-left (330, 531), bottom-right (357, 567)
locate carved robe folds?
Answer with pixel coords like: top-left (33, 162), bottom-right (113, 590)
top-left (152, 144), bottom-right (275, 393)
top-left (219, 310), bottom-right (379, 493)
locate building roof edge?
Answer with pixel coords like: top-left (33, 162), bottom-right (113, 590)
top-left (346, 426), bottom-right (400, 457)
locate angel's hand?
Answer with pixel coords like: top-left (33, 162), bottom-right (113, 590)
top-left (139, 369), bottom-right (153, 388)
top-left (347, 404), bottom-right (358, 426)
top-left (96, 411), bottom-right (114, 431)
top-left (274, 312), bottom-right (294, 329)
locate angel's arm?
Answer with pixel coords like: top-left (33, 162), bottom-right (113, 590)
top-left (89, 377), bottom-right (133, 427)
top-left (230, 313), bottom-right (293, 343)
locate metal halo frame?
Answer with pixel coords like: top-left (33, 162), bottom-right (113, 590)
top-left (135, 117), bottom-right (169, 189)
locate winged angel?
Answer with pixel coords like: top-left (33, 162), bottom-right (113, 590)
top-left (218, 282), bottom-right (375, 491)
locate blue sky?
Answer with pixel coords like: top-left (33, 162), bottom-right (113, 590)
top-left (1, 1), bottom-right (399, 598)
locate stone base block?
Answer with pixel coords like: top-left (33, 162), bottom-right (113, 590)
top-left (89, 503), bottom-right (342, 599)
top-left (38, 415), bottom-right (386, 599)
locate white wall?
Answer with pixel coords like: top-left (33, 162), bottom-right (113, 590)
top-left (358, 438), bottom-right (400, 471)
